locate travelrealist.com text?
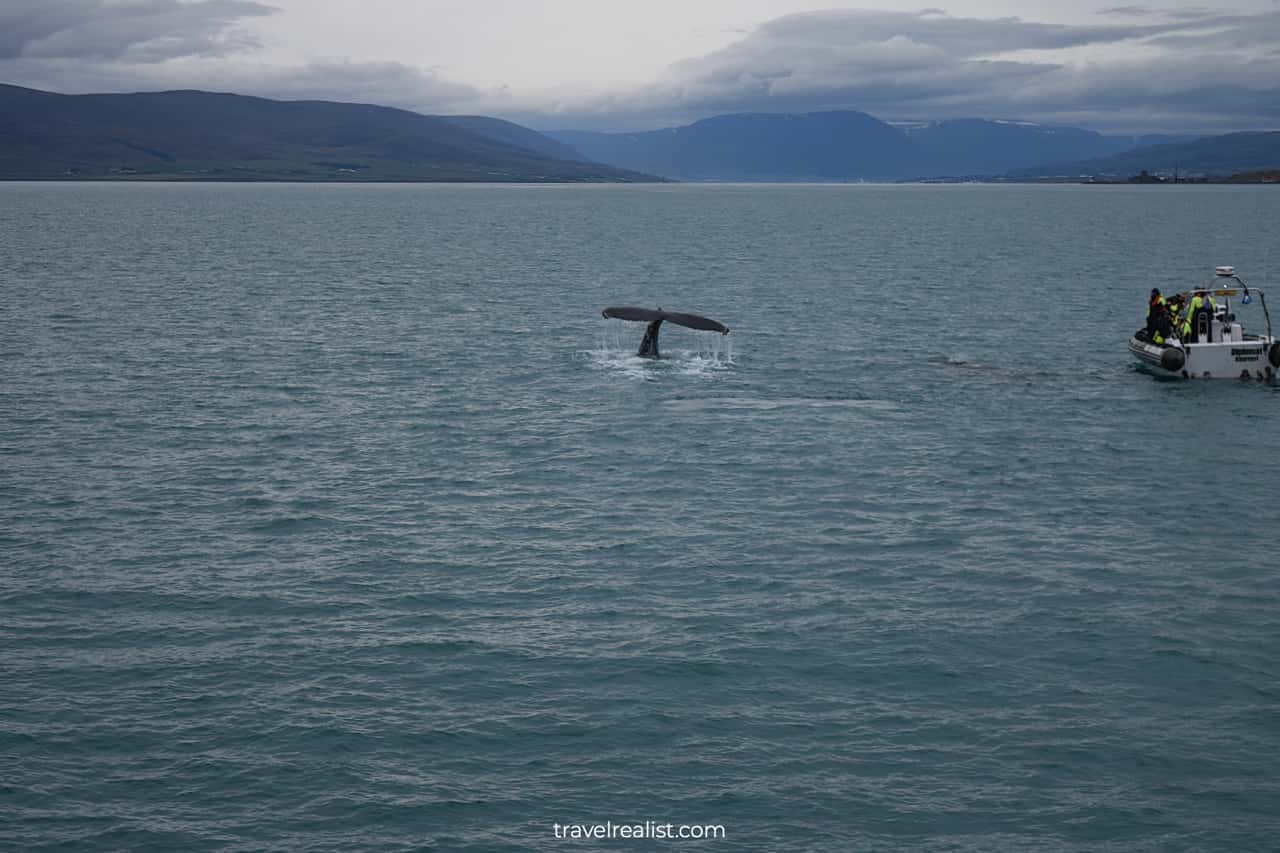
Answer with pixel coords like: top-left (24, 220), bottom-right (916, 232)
top-left (553, 821), bottom-right (726, 841)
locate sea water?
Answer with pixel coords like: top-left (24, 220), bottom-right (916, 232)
top-left (3, 182), bottom-right (1279, 851)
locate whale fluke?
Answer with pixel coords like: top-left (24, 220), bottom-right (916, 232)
top-left (601, 307), bottom-right (729, 359)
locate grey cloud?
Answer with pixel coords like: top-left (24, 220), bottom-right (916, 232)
top-left (1098, 6), bottom-right (1153, 15)
top-left (1, 54), bottom-right (483, 113)
top-left (743, 9), bottom-right (1179, 60)
top-left (0, 3), bottom-right (88, 58)
top-left (1163, 7), bottom-right (1223, 21)
top-left (529, 8), bottom-right (1280, 134)
top-left (3, 3), bottom-right (1278, 136)
top-left (1097, 6), bottom-right (1224, 21)
top-left (0, 0), bottom-right (485, 114)
top-left (1012, 53), bottom-right (1280, 113)
top-left (1096, 5), bottom-right (1201, 16)
top-left (633, 8), bottom-right (1194, 119)
top-left (1142, 11), bottom-right (1280, 49)
top-left (0, 0), bottom-right (276, 62)
top-left (248, 60), bottom-right (483, 111)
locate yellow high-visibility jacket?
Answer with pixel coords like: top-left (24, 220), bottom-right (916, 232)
top-left (1181, 294), bottom-right (1216, 336)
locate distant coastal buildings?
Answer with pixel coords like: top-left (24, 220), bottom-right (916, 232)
top-left (1123, 168), bottom-right (1279, 184)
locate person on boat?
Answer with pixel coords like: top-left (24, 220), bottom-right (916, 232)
top-left (1165, 293), bottom-right (1186, 336)
top-left (1145, 288), bottom-right (1172, 344)
top-left (1182, 289), bottom-right (1217, 343)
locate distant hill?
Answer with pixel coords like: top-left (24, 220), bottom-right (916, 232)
top-left (0, 84), bottom-right (657, 182)
top-left (550, 112), bottom-right (1172, 180)
top-left (555, 111), bottom-right (913, 180)
top-left (901, 120), bottom-right (1189, 177)
top-left (1011, 131), bottom-right (1280, 179)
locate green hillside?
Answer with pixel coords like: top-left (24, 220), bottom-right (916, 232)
top-left (0, 84), bottom-right (658, 182)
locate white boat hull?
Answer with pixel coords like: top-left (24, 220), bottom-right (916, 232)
top-left (1130, 334), bottom-right (1280, 380)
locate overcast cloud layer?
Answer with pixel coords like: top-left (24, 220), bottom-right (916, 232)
top-left (2, 1), bottom-right (1278, 134)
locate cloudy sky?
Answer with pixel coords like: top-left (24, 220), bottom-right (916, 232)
top-left (3, 0), bottom-right (1279, 133)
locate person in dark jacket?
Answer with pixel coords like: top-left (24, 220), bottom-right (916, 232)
top-left (1145, 288), bottom-right (1172, 343)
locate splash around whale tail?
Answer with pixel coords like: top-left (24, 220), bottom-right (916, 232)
top-left (601, 307), bottom-right (729, 359)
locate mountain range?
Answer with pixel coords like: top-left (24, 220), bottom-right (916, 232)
top-left (2, 83), bottom-right (1277, 183)
top-left (0, 84), bottom-right (657, 182)
top-left (551, 113), bottom-right (1197, 181)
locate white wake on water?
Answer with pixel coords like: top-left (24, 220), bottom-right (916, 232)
top-left (587, 321), bottom-right (735, 380)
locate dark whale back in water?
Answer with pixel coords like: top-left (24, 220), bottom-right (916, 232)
top-left (601, 307), bottom-right (730, 358)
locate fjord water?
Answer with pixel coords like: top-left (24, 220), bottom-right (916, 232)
top-left (3, 182), bottom-right (1279, 852)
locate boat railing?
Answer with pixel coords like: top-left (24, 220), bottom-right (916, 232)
top-left (1228, 276), bottom-right (1272, 341)
top-left (1192, 275), bottom-right (1273, 343)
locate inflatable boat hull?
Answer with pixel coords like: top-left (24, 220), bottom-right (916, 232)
top-left (1129, 332), bottom-right (1277, 380)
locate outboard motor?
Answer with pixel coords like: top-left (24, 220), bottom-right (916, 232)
top-left (1270, 342), bottom-right (1280, 369)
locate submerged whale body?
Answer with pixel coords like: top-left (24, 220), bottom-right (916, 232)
top-left (601, 307), bottom-right (730, 359)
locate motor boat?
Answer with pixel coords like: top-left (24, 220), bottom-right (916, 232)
top-left (1129, 266), bottom-right (1280, 380)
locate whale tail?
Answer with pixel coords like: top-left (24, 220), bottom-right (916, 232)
top-left (601, 307), bottom-right (729, 359)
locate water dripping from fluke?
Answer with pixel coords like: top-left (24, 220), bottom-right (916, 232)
top-left (591, 316), bottom-right (735, 379)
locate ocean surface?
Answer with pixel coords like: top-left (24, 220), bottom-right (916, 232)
top-left (3, 182), bottom-right (1279, 852)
